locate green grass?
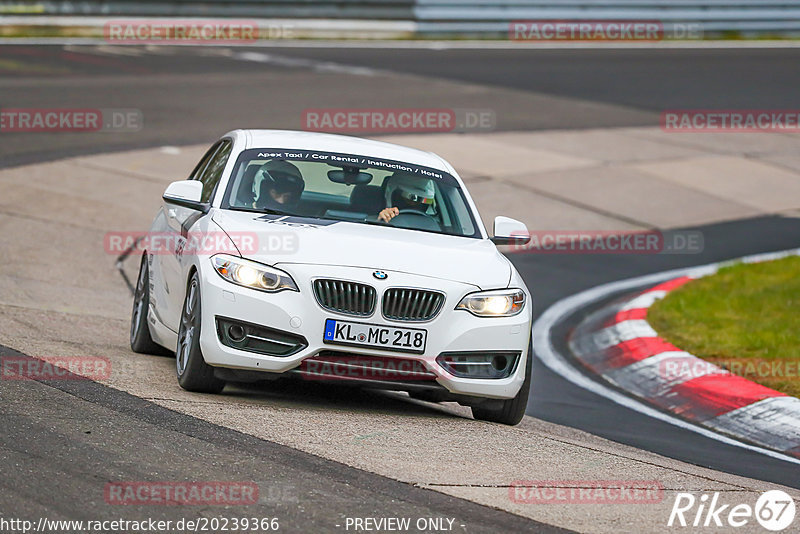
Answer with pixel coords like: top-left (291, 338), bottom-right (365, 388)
top-left (648, 256), bottom-right (800, 397)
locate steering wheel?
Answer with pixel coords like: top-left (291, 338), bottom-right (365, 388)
top-left (388, 209), bottom-right (441, 231)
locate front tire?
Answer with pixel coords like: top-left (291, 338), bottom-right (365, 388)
top-left (130, 255), bottom-right (163, 354)
top-left (176, 272), bottom-right (225, 393)
top-left (471, 340), bottom-right (532, 425)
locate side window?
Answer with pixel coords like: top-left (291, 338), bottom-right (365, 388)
top-left (188, 142), bottom-right (222, 181)
top-left (197, 140), bottom-right (232, 203)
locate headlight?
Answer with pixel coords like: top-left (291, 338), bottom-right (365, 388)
top-left (456, 289), bottom-right (525, 317)
top-left (211, 254), bottom-right (298, 293)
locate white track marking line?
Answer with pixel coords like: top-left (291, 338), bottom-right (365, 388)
top-left (230, 50), bottom-right (379, 76)
top-left (532, 247), bottom-right (800, 465)
top-left (63, 44), bottom-right (142, 56)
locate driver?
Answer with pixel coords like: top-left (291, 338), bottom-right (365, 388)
top-left (378, 173), bottom-right (435, 223)
top-left (255, 160), bottom-right (305, 211)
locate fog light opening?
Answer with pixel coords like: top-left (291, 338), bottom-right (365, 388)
top-left (436, 351), bottom-right (520, 379)
top-left (228, 324), bottom-right (246, 342)
top-left (492, 355), bottom-right (508, 371)
top-left (215, 316), bottom-right (308, 358)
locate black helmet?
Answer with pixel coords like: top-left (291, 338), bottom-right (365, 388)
top-left (261, 160), bottom-right (305, 196)
top-left (257, 160), bottom-right (305, 209)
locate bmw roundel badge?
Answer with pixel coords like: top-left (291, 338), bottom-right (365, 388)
top-left (373, 271), bottom-right (388, 280)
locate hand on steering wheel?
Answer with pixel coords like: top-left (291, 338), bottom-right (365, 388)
top-left (378, 207), bottom-right (400, 223)
top-left (379, 208), bottom-right (435, 223)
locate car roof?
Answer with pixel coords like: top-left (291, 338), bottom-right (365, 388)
top-left (227, 129), bottom-right (455, 174)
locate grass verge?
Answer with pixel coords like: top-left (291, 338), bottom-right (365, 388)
top-left (648, 255), bottom-right (800, 397)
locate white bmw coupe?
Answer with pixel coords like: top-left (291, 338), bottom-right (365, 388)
top-left (130, 130), bottom-right (533, 424)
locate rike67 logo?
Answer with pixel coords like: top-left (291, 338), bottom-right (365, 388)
top-left (668, 490), bottom-right (796, 531)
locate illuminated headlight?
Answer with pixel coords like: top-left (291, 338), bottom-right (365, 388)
top-left (211, 254), bottom-right (298, 293)
top-left (456, 289), bottom-right (525, 317)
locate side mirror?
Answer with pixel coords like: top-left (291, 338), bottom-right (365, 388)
top-left (491, 216), bottom-right (531, 245)
top-left (162, 180), bottom-right (209, 213)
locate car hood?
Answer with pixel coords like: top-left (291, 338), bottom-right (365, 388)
top-left (212, 210), bottom-right (511, 289)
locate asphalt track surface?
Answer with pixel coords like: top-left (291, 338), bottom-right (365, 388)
top-left (2, 44), bottom-right (800, 167)
top-left (521, 215), bottom-right (800, 489)
top-left (0, 344), bottom-right (564, 533)
top-left (1, 43), bottom-right (799, 526)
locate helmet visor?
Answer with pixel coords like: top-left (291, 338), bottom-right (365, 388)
top-left (399, 190), bottom-right (435, 205)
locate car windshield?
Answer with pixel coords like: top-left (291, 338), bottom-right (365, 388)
top-left (221, 148), bottom-right (480, 238)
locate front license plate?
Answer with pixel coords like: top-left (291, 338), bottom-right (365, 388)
top-left (323, 319), bottom-right (427, 354)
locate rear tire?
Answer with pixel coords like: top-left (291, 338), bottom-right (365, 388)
top-left (471, 340), bottom-right (532, 426)
top-left (130, 255), bottom-right (163, 354)
top-left (176, 272), bottom-right (225, 393)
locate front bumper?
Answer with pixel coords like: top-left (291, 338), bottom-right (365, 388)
top-left (198, 263), bottom-right (531, 400)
